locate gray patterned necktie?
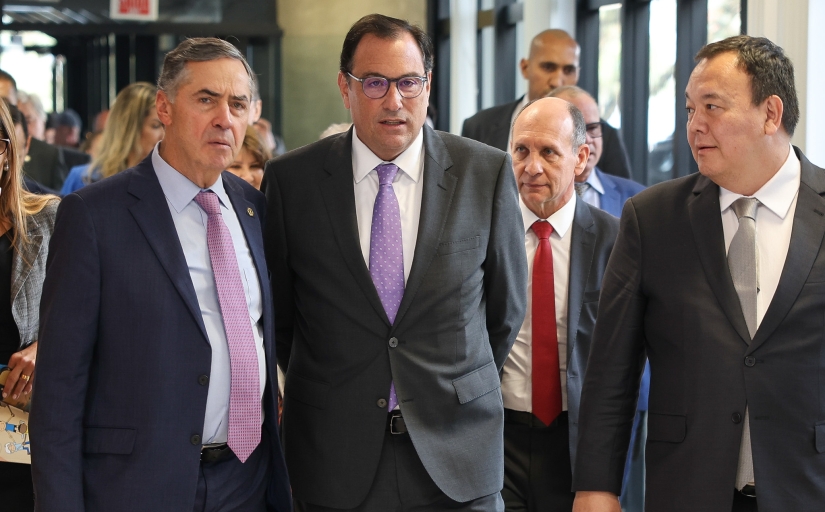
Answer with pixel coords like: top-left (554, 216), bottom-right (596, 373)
top-left (574, 182), bottom-right (589, 197)
top-left (728, 197), bottom-right (759, 490)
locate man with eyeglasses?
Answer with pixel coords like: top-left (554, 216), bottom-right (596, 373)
top-left (263, 13), bottom-right (526, 512)
top-left (461, 29), bottom-right (634, 181)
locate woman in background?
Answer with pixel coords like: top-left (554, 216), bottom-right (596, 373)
top-left (226, 124), bottom-right (271, 190)
top-left (61, 82), bottom-right (163, 194)
top-left (0, 96), bottom-right (59, 511)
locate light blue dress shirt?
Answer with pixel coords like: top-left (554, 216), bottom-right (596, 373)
top-left (151, 145), bottom-right (266, 444)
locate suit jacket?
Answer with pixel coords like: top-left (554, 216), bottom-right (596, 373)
top-left (563, 198), bottom-right (620, 470)
top-left (10, 199), bottom-right (58, 348)
top-left (264, 126), bottom-right (527, 507)
top-left (461, 98), bottom-right (633, 179)
top-left (31, 156), bottom-right (290, 512)
top-left (23, 138), bottom-right (90, 191)
top-left (573, 147), bottom-right (825, 512)
top-left (594, 168), bottom-right (645, 218)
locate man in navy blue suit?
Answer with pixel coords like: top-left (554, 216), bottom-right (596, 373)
top-left (31, 38), bottom-right (291, 512)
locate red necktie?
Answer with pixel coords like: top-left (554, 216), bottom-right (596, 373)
top-left (531, 220), bottom-right (562, 426)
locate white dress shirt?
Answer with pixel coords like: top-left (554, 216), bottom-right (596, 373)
top-left (720, 145), bottom-right (800, 325)
top-left (352, 127), bottom-right (425, 282)
top-left (502, 194), bottom-right (577, 412)
top-left (153, 145), bottom-right (266, 444)
top-left (579, 169), bottom-right (605, 209)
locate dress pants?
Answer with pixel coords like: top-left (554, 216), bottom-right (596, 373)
top-left (192, 430), bottom-right (271, 512)
top-left (295, 428), bottom-right (504, 512)
top-left (502, 410), bottom-right (574, 512)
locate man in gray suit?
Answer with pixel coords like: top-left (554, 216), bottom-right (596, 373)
top-left (501, 97), bottom-right (618, 511)
top-left (573, 36), bottom-right (824, 512)
top-left (264, 13), bottom-right (527, 512)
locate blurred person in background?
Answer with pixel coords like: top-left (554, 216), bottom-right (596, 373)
top-left (61, 82), bottom-right (163, 195)
top-left (319, 122), bottom-right (352, 140)
top-left (16, 92), bottom-right (46, 142)
top-left (5, 102), bottom-right (54, 195)
top-left (226, 125), bottom-right (270, 190)
top-left (0, 95), bottom-right (59, 512)
top-left (52, 109), bottom-right (82, 149)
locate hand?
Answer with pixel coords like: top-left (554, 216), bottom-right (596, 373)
top-left (572, 491), bottom-right (621, 512)
top-left (3, 341), bottom-right (37, 400)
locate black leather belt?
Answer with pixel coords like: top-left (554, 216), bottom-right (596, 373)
top-left (504, 409), bottom-right (568, 429)
top-left (737, 484), bottom-right (756, 498)
top-left (386, 412), bottom-right (407, 434)
top-left (201, 443), bottom-right (233, 463)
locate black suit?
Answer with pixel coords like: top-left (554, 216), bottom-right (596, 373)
top-left (574, 147), bottom-right (825, 512)
top-left (461, 98), bottom-right (633, 180)
top-left (23, 138), bottom-right (90, 191)
top-left (264, 126), bottom-right (527, 509)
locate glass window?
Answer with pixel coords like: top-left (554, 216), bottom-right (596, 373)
top-left (0, 31), bottom-right (56, 112)
top-left (598, 4), bottom-right (622, 128)
top-left (708, 0), bottom-right (742, 43)
top-left (647, 0), bottom-right (677, 186)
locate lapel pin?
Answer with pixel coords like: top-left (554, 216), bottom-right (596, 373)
top-left (247, 207), bottom-right (254, 217)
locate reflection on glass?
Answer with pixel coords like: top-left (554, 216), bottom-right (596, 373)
top-left (598, 4), bottom-right (622, 128)
top-left (708, 0), bottom-right (742, 43)
top-left (647, 0), bottom-right (677, 186)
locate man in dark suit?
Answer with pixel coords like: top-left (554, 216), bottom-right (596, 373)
top-left (264, 14), bottom-right (526, 512)
top-left (501, 96), bottom-right (618, 511)
top-left (31, 38), bottom-right (290, 512)
top-left (461, 30), bottom-right (632, 180)
top-left (572, 36), bottom-right (822, 512)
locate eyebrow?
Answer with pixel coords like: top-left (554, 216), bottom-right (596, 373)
top-left (196, 88), bottom-right (250, 102)
top-left (685, 91), bottom-right (723, 101)
top-left (355, 71), bottom-right (425, 79)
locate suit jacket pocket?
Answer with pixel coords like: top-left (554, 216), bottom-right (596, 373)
top-left (437, 236), bottom-right (480, 256)
top-left (285, 371), bottom-right (330, 410)
top-left (815, 421), bottom-right (825, 453)
top-left (647, 413), bottom-right (686, 443)
top-left (83, 427), bottom-right (136, 455)
top-left (452, 361), bottom-right (500, 404)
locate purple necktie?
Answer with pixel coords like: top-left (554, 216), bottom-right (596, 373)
top-left (369, 163), bottom-right (405, 411)
top-left (194, 190), bottom-right (261, 462)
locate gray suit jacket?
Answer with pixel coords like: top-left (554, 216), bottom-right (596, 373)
top-left (574, 147), bottom-right (825, 512)
top-left (11, 199), bottom-right (58, 348)
top-left (264, 126), bottom-right (527, 507)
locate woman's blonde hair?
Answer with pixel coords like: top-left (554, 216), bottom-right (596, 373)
top-left (88, 82), bottom-right (158, 181)
top-left (0, 100), bottom-right (57, 250)
top-left (241, 125), bottom-right (272, 165)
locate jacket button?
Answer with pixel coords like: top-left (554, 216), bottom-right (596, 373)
top-left (377, 398), bottom-right (388, 408)
top-left (732, 413), bottom-right (742, 424)
top-left (744, 356), bottom-right (756, 367)
top-left (190, 434), bottom-right (202, 445)
top-left (198, 375), bottom-right (209, 386)
top-left (388, 337), bottom-right (398, 348)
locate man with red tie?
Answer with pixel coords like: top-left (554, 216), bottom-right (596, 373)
top-left (503, 96), bottom-right (619, 511)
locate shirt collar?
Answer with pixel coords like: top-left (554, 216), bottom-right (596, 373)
top-left (152, 142), bottom-right (228, 213)
top-left (719, 144), bottom-right (800, 219)
top-left (585, 167), bottom-right (605, 194)
top-left (352, 126), bottom-right (425, 184)
top-left (520, 192), bottom-right (577, 238)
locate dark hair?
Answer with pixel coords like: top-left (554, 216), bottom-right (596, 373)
top-left (158, 37), bottom-right (254, 101)
top-left (0, 70), bottom-right (17, 93)
top-left (340, 14), bottom-right (434, 74)
top-left (6, 102), bottom-right (28, 140)
top-left (695, 35), bottom-right (799, 136)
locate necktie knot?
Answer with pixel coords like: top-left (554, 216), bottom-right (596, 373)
top-left (532, 220), bottom-right (554, 240)
top-left (375, 163), bottom-right (400, 186)
top-left (194, 190), bottom-right (222, 216)
top-left (731, 197), bottom-right (759, 221)
top-left (574, 182), bottom-right (590, 197)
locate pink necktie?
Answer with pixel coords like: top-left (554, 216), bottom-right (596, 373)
top-left (194, 190), bottom-right (261, 462)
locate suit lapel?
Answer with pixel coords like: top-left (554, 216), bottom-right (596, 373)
top-left (688, 174), bottom-right (752, 344)
top-left (127, 159), bottom-right (209, 341)
top-left (393, 126), bottom-right (457, 329)
top-left (318, 130), bottom-right (391, 324)
top-left (750, 150), bottom-right (825, 351)
top-left (10, 219), bottom-right (44, 303)
top-left (596, 170), bottom-right (621, 217)
top-left (566, 199), bottom-right (596, 355)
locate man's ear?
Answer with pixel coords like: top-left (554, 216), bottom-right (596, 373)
top-left (338, 72), bottom-right (352, 110)
top-left (763, 94), bottom-right (784, 136)
top-left (574, 144), bottom-right (590, 177)
top-left (156, 90), bottom-right (173, 127)
top-left (519, 58), bottom-right (530, 79)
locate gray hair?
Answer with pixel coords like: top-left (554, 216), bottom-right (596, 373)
top-left (17, 91), bottom-right (46, 121)
top-left (157, 37), bottom-right (254, 102)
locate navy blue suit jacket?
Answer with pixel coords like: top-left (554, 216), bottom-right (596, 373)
top-left (594, 168), bottom-right (646, 218)
top-left (31, 155), bottom-right (291, 511)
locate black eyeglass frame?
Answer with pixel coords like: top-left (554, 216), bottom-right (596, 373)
top-left (585, 123), bottom-right (603, 139)
top-left (0, 138), bottom-right (9, 157)
top-left (345, 72), bottom-right (429, 100)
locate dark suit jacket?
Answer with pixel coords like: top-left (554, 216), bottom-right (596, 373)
top-left (594, 168), bottom-right (645, 218)
top-left (564, 198), bottom-right (619, 470)
top-left (31, 156), bottom-right (290, 512)
top-left (264, 126), bottom-right (527, 507)
top-left (23, 138), bottom-right (90, 191)
top-left (573, 147), bottom-right (825, 512)
top-left (461, 98), bottom-right (633, 179)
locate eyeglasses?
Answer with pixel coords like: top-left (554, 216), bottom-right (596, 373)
top-left (346, 72), bottom-right (428, 99)
top-left (0, 138), bottom-right (9, 157)
top-left (585, 122), bottom-right (603, 139)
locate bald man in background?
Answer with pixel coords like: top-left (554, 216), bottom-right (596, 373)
top-left (462, 29), bottom-right (632, 180)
